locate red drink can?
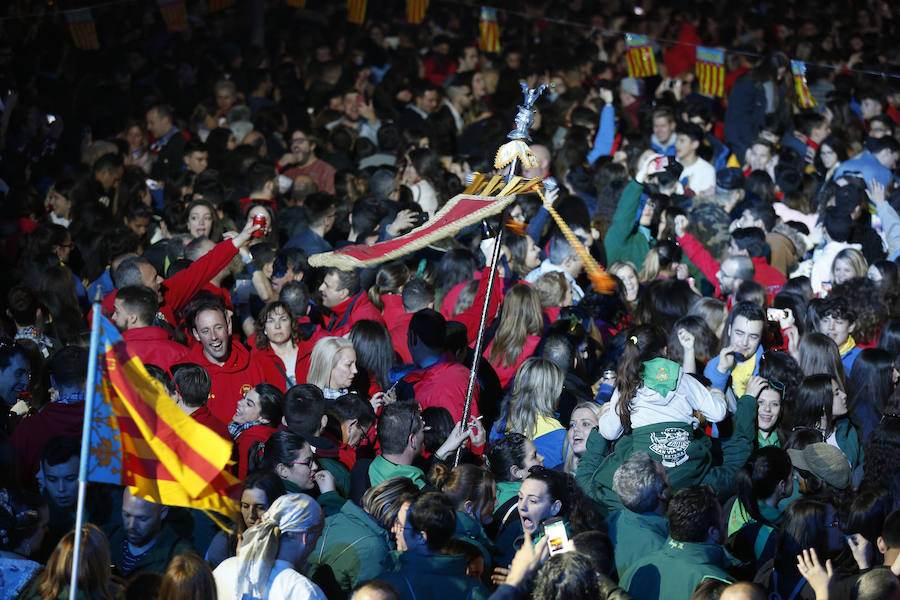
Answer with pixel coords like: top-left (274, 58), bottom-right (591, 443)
top-left (252, 214), bottom-right (266, 237)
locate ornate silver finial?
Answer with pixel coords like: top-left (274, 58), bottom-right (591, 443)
top-left (507, 83), bottom-right (547, 142)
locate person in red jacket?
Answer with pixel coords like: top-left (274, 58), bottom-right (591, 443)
top-left (169, 363), bottom-right (229, 440)
top-left (395, 309), bottom-right (479, 425)
top-left (183, 298), bottom-right (268, 424)
top-left (251, 301), bottom-right (313, 391)
top-left (228, 383), bottom-right (282, 479)
top-left (389, 278), bottom-right (435, 364)
top-left (318, 267), bottom-right (385, 336)
top-left (101, 216), bottom-right (260, 325)
top-left (112, 285), bottom-right (187, 370)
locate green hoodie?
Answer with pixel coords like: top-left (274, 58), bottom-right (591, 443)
top-left (282, 478), bottom-right (346, 517)
top-left (306, 499), bottom-right (392, 597)
top-left (607, 509), bottom-right (669, 578)
top-left (368, 455), bottom-right (428, 489)
top-left (621, 537), bottom-right (736, 600)
top-left (454, 511), bottom-right (497, 570)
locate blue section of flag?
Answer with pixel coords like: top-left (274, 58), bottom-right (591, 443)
top-left (86, 317), bottom-right (124, 485)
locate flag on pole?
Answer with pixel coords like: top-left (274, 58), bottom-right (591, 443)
top-left (791, 60), bottom-right (818, 109)
top-left (695, 46), bottom-right (725, 97)
top-left (87, 316), bottom-right (240, 521)
top-left (347, 0), bottom-right (366, 24)
top-left (208, 0), bottom-right (236, 13)
top-left (478, 7), bottom-right (500, 54)
top-left (64, 9), bottom-right (100, 50)
top-left (625, 34), bottom-right (657, 78)
top-left (406, 0), bottom-right (429, 23)
top-left (157, 0), bottom-right (188, 32)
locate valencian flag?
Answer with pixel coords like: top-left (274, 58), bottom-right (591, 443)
top-left (407, 0), bottom-right (429, 24)
top-left (87, 316), bottom-right (240, 522)
top-left (157, 0), bottom-right (188, 32)
top-left (64, 9), bottom-right (100, 50)
top-left (479, 7), bottom-right (500, 54)
top-left (695, 46), bottom-right (725, 97)
top-left (625, 34), bottom-right (658, 78)
top-left (208, 0), bottom-right (236, 13)
top-left (791, 59), bottom-right (818, 109)
top-left (347, 0), bottom-right (366, 24)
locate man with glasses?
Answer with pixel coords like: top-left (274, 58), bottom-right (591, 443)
top-left (279, 129), bottom-right (336, 194)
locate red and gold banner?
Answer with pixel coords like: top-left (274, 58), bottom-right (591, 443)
top-left (791, 60), bottom-right (818, 108)
top-left (625, 33), bottom-right (657, 78)
top-left (479, 7), bottom-right (500, 54)
top-left (347, 0), bottom-right (366, 24)
top-left (157, 0), bottom-right (188, 32)
top-left (695, 46), bottom-right (725, 97)
top-left (64, 9), bottom-right (99, 50)
top-left (406, 0), bottom-right (429, 23)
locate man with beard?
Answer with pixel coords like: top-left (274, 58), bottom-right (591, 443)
top-left (279, 129), bottom-right (336, 194)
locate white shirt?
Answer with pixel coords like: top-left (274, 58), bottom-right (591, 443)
top-left (214, 557), bottom-right (327, 600)
top-left (678, 157), bottom-right (716, 194)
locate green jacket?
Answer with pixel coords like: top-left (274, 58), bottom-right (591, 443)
top-left (834, 418), bottom-right (864, 472)
top-left (108, 523), bottom-right (194, 576)
top-left (607, 509), bottom-right (669, 578)
top-left (318, 456), bottom-right (352, 498)
top-left (368, 455), bottom-right (428, 489)
top-left (377, 551), bottom-right (490, 600)
top-left (576, 393), bottom-right (756, 515)
top-left (306, 499), bottom-right (391, 599)
top-left (604, 180), bottom-right (651, 267)
top-left (621, 537), bottom-right (736, 600)
top-left (454, 511), bottom-right (497, 570)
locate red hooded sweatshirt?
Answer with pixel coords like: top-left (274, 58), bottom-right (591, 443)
top-left (184, 341), bottom-right (268, 424)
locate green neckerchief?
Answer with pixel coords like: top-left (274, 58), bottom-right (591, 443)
top-left (641, 357), bottom-right (680, 398)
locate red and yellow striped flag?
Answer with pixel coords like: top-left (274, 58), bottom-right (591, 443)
top-left (64, 9), bottom-right (99, 50)
top-left (208, 0), bottom-right (236, 13)
top-left (407, 0), bottom-right (429, 23)
top-left (347, 0), bottom-right (366, 24)
top-left (87, 317), bottom-right (240, 522)
top-left (791, 60), bottom-right (818, 109)
top-left (157, 0), bottom-right (188, 32)
top-left (695, 46), bottom-right (725, 97)
top-left (625, 34), bottom-right (657, 78)
top-left (479, 7), bottom-right (500, 54)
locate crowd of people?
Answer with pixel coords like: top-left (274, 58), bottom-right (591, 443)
top-left (2, 0), bottom-right (900, 599)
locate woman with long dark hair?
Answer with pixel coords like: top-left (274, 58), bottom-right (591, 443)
top-left (847, 348), bottom-right (894, 444)
top-left (789, 374), bottom-right (861, 471)
top-left (229, 383), bottom-right (284, 478)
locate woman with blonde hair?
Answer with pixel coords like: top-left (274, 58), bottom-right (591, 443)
top-left (688, 297), bottom-right (728, 341)
top-left (831, 247), bottom-right (867, 285)
top-left (563, 401), bottom-right (604, 476)
top-left (489, 357), bottom-right (566, 468)
top-left (159, 553), bottom-right (216, 600)
top-left (307, 336), bottom-right (358, 399)
top-left (484, 283), bottom-right (544, 389)
top-left (29, 523), bottom-right (120, 600)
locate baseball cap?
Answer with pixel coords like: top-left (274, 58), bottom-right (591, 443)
top-left (787, 443), bottom-right (851, 490)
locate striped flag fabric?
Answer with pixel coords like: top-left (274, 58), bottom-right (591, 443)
top-left (157, 0), bottom-right (188, 32)
top-left (347, 0), bottom-right (367, 24)
top-left (625, 34), bottom-right (657, 78)
top-left (479, 7), bottom-right (500, 54)
top-left (791, 60), bottom-right (818, 108)
top-left (87, 317), bottom-right (240, 522)
top-left (407, 0), bottom-right (429, 24)
top-left (695, 47), bottom-right (725, 97)
top-left (64, 9), bottom-right (100, 50)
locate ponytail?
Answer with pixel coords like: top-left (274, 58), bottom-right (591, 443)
top-left (615, 325), bottom-right (667, 434)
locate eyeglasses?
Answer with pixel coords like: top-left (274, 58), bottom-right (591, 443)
top-left (288, 458), bottom-right (313, 468)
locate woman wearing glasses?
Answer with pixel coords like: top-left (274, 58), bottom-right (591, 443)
top-left (250, 430), bottom-right (344, 517)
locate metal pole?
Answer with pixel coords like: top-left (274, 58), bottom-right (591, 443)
top-left (69, 299), bottom-right (103, 600)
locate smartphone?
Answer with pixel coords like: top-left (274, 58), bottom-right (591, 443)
top-left (543, 517), bottom-right (570, 556)
top-left (766, 308), bottom-right (787, 322)
top-left (652, 155), bottom-right (670, 171)
top-left (46, 114), bottom-right (56, 125)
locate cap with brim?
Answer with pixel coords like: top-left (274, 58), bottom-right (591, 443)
top-left (787, 443), bottom-right (851, 490)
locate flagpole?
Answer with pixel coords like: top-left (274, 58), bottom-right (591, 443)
top-left (70, 294), bottom-right (103, 600)
top-left (455, 82), bottom-right (547, 466)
